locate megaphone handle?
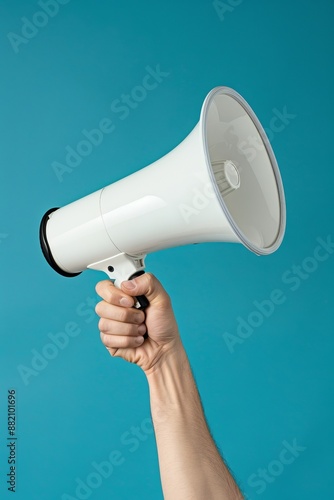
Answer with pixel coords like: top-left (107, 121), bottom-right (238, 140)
top-left (129, 270), bottom-right (149, 339)
top-left (88, 254), bottom-right (149, 338)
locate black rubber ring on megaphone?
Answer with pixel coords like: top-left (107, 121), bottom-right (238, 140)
top-left (39, 207), bottom-right (82, 278)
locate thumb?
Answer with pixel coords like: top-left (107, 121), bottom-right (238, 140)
top-left (121, 273), bottom-right (169, 305)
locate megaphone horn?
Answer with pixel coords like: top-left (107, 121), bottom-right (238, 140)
top-left (40, 86), bottom-right (286, 304)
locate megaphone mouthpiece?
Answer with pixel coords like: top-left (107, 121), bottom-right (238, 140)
top-left (212, 160), bottom-right (240, 197)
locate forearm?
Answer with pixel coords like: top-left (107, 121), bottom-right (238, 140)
top-left (145, 341), bottom-right (242, 500)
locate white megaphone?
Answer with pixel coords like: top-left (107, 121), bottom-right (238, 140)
top-left (40, 87), bottom-right (286, 308)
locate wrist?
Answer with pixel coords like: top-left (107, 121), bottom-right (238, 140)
top-left (144, 337), bottom-right (186, 379)
top-left (145, 339), bottom-right (205, 424)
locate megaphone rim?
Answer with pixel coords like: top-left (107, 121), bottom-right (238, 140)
top-left (200, 86), bottom-right (286, 256)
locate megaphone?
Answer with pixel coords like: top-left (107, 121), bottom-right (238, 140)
top-left (40, 86), bottom-right (285, 305)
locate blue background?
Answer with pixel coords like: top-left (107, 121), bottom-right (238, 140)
top-left (1, 0), bottom-right (333, 499)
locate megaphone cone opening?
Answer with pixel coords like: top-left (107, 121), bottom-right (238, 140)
top-left (201, 87), bottom-right (286, 255)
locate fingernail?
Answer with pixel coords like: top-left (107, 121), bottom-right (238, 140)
top-left (122, 280), bottom-right (136, 290)
top-left (138, 324), bottom-right (146, 334)
top-left (135, 336), bottom-right (144, 345)
top-left (120, 297), bottom-right (133, 307)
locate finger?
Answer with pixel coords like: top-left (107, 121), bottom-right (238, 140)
top-left (96, 280), bottom-right (135, 307)
top-left (98, 318), bottom-right (147, 337)
top-left (121, 273), bottom-right (171, 306)
top-left (95, 301), bottom-right (145, 325)
top-left (101, 332), bottom-right (145, 349)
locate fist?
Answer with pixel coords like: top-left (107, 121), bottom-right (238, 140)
top-left (95, 273), bottom-right (181, 373)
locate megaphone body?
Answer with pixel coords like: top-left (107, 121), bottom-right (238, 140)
top-left (40, 87), bottom-right (286, 290)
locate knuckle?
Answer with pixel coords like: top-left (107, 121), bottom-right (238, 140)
top-left (106, 287), bottom-right (122, 305)
top-left (105, 289), bottom-right (114, 303)
top-left (118, 308), bottom-right (129, 323)
top-left (120, 335), bottom-right (134, 348)
top-left (98, 317), bottom-right (108, 332)
top-left (95, 301), bottom-right (103, 316)
top-left (100, 332), bottom-right (113, 349)
top-left (163, 292), bottom-right (172, 307)
top-left (117, 337), bottom-right (127, 348)
top-left (124, 323), bottom-right (136, 336)
top-left (145, 272), bottom-right (154, 288)
top-left (95, 280), bottom-right (109, 296)
top-left (100, 331), bottom-right (108, 345)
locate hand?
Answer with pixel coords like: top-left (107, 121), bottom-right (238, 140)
top-left (95, 273), bottom-right (181, 374)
